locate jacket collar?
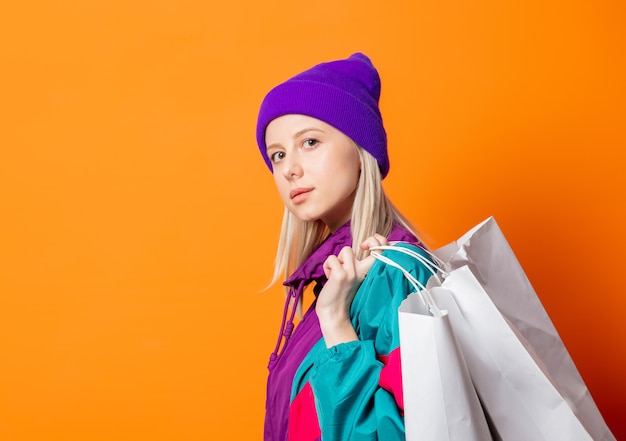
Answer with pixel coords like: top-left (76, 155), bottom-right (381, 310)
top-left (268, 221), bottom-right (353, 370)
top-left (283, 221), bottom-right (353, 291)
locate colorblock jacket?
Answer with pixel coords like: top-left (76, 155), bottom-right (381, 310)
top-left (264, 222), bottom-right (432, 441)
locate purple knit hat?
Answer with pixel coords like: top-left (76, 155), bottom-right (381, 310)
top-left (256, 53), bottom-right (389, 178)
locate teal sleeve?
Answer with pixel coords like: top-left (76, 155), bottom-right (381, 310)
top-left (308, 244), bottom-right (433, 441)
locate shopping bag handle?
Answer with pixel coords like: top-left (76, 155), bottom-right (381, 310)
top-left (387, 241), bottom-right (449, 271)
top-left (370, 249), bottom-right (444, 318)
top-left (369, 244), bottom-right (448, 277)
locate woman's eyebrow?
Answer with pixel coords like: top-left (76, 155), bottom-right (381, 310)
top-left (266, 127), bottom-right (326, 151)
top-left (294, 127), bottom-right (325, 138)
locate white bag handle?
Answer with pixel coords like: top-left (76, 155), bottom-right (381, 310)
top-left (386, 241), bottom-right (450, 272)
top-left (370, 244), bottom-right (448, 277)
top-left (370, 248), bottom-right (444, 318)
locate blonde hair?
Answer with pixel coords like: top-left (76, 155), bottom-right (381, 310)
top-left (269, 146), bottom-right (417, 288)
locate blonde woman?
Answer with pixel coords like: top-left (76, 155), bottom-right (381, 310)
top-left (257, 53), bottom-right (432, 441)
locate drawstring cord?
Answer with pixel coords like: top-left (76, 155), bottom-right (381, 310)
top-left (268, 280), bottom-right (304, 370)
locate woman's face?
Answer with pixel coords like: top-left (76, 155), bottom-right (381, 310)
top-left (265, 114), bottom-right (361, 231)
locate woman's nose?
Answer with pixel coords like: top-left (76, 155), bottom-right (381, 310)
top-left (281, 154), bottom-right (303, 179)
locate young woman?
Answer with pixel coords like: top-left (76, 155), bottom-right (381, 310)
top-left (256, 53), bottom-right (433, 441)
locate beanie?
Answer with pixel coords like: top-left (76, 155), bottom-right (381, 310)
top-left (256, 52), bottom-right (389, 178)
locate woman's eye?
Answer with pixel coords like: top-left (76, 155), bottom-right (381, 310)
top-left (270, 151), bottom-right (285, 163)
top-left (303, 138), bottom-right (319, 148)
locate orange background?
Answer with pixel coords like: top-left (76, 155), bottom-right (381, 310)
top-left (1, 0), bottom-right (624, 439)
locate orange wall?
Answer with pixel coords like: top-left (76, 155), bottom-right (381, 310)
top-left (1, 0), bottom-right (624, 439)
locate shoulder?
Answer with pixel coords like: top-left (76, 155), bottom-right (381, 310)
top-left (370, 242), bottom-right (434, 286)
top-left (349, 243), bottom-right (435, 347)
top-left (351, 243), bottom-right (434, 317)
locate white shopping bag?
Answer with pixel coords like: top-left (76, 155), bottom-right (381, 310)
top-left (373, 250), bottom-right (492, 441)
top-left (373, 217), bottom-right (615, 441)
top-left (398, 293), bottom-right (493, 441)
top-left (431, 266), bottom-right (593, 440)
top-left (433, 217), bottom-right (615, 441)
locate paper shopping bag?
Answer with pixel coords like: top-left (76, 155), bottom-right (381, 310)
top-left (432, 217), bottom-right (615, 441)
top-left (371, 249), bottom-right (492, 441)
top-left (398, 292), bottom-right (493, 441)
top-left (431, 266), bottom-right (593, 440)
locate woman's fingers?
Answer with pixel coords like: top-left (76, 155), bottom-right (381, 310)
top-left (337, 246), bottom-right (355, 271)
top-left (323, 255), bottom-right (341, 279)
top-left (325, 237), bottom-right (393, 282)
top-left (324, 247), bottom-right (356, 278)
top-left (356, 234), bottom-right (390, 278)
top-left (325, 237), bottom-right (396, 283)
top-left (375, 233), bottom-right (389, 246)
top-left (360, 233), bottom-right (389, 251)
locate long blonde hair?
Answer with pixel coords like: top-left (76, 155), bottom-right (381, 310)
top-left (269, 146), bottom-right (417, 287)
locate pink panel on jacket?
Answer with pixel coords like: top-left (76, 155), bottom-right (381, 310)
top-left (288, 382), bottom-right (321, 441)
top-left (378, 347), bottom-right (404, 412)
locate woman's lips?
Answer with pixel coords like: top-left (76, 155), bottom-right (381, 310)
top-left (290, 188), bottom-right (313, 204)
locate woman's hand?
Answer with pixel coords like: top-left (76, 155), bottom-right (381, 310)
top-left (316, 234), bottom-right (389, 348)
top-left (359, 233), bottom-right (389, 266)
